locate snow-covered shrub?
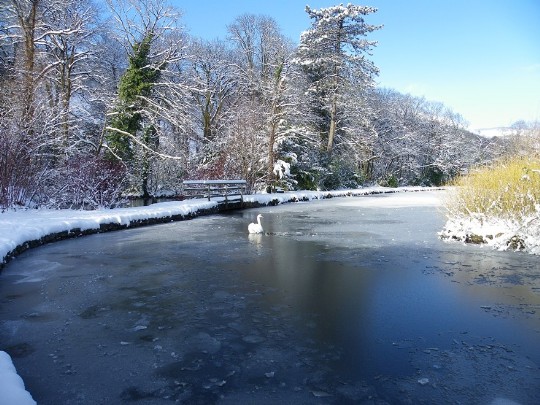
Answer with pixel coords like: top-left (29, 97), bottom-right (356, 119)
top-left (0, 130), bottom-right (41, 209)
top-left (273, 159), bottom-right (290, 179)
top-left (270, 157), bottom-right (300, 191)
top-left (39, 156), bottom-right (128, 209)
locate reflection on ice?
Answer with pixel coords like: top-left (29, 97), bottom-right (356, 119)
top-left (247, 233), bottom-right (263, 246)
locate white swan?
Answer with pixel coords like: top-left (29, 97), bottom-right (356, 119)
top-left (248, 214), bottom-right (264, 234)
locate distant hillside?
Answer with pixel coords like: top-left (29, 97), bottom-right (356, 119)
top-left (471, 121), bottom-right (539, 138)
top-left (471, 127), bottom-right (516, 138)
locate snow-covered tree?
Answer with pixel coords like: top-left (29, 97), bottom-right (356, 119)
top-left (295, 4), bottom-right (381, 155)
top-left (1, 0), bottom-right (117, 208)
top-left (4, 0), bottom-right (41, 126)
top-left (107, 32), bottom-right (161, 161)
top-left (39, 0), bottom-right (102, 149)
top-left (368, 88), bottom-right (494, 186)
top-left (226, 14), bottom-right (315, 191)
top-left (226, 14), bottom-right (289, 188)
top-left (0, 2), bottom-right (515, 208)
top-left (187, 39), bottom-right (237, 144)
top-left (104, 0), bottom-right (188, 198)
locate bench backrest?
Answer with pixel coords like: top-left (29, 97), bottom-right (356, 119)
top-left (182, 180), bottom-right (247, 201)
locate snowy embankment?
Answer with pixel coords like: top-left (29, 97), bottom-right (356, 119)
top-left (439, 213), bottom-right (540, 255)
top-left (0, 351), bottom-right (36, 405)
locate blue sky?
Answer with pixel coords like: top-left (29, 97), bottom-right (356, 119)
top-left (172, 0), bottom-right (540, 130)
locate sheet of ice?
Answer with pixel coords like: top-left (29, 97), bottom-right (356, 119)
top-left (335, 191), bottom-right (445, 208)
top-left (0, 351), bottom-right (36, 405)
top-left (0, 186), bottom-right (434, 402)
top-left (1, 186), bottom-right (538, 403)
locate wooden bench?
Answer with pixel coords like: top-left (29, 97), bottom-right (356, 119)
top-left (182, 180), bottom-right (247, 202)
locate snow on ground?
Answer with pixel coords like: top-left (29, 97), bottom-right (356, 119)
top-left (439, 212), bottom-right (540, 255)
top-left (0, 199), bottom-right (218, 268)
top-left (5, 184), bottom-right (537, 268)
top-left (0, 351), bottom-right (36, 405)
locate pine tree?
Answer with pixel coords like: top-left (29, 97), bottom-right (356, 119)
top-left (107, 33), bottom-right (160, 161)
top-left (106, 32), bottom-right (163, 198)
top-left (296, 4), bottom-right (381, 155)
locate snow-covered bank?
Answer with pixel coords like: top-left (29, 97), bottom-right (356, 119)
top-left (0, 186), bottom-right (433, 268)
top-left (0, 351), bottom-right (36, 405)
top-left (0, 199), bottom-right (218, 268)
top-left (439, 213), bottom-right (540, 255)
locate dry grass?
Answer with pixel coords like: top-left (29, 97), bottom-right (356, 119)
top-left (447, 156), bottom-right (540, 220)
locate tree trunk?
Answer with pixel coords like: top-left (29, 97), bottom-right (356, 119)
top-left (327, 94), bottom-right (338, 154)
top-left (16, 0), bottom-right (40, 126)
top-left (267, 122), bottom-right (276, 188)
top-left (141, 126), bottom-right (156, 200)
top-left (326, 18), bottom-right (343, 155)
top-left (202, 92), bottom-right (212, 140)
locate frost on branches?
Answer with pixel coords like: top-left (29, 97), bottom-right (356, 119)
top-left (295, 4), bottom-right (381, 154)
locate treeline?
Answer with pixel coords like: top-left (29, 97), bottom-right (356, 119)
top-left (0, 0), bottom-right (505, 209)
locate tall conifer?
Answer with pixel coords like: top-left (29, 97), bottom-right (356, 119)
top-left (107, 32), bottom-right (160, 161)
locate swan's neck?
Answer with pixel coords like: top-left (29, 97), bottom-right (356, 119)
top-left (257, 217), bottom-right (262, 225)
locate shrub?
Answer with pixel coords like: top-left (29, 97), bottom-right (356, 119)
top-left (380, 175), bottom-right (398, 188)
top-left (40, 156), bottom-right (128, 209)
top-left (0, 131), bottom-right (41, 209)
top-left (447, 156), bottom-right (540, 221)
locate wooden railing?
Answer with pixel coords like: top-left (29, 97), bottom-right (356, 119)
top-left (182, 180), bottom-right (247, 202)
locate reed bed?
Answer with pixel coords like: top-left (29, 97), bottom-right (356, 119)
top-left (447, 156), bottom-right (540, 222)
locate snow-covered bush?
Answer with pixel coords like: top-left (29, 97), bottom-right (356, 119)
top-left (39, 156), bottom-right (128, 209)
top-left (271, 156), bottom-right (301, 191)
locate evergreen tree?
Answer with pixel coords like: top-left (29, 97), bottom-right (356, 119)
top-left (107, 33), bottom-right (160, 161)
top-left (295, 4), bottom-right (381, 155)
top-left (106, 32), bottom-right (162, 198)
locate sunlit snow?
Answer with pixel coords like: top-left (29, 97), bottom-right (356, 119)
top-left (0, 351), bottom-right (36, 405)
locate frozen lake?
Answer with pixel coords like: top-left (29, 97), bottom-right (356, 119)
top-left (1, 191), bottom-right (539, 404)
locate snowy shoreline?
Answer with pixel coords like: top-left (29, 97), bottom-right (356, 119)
top-left (3, 182), bottom-right (538, 277)
top-left (439, 213), bottom-right (540, 256)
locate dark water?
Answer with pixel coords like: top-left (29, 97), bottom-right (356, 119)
top-left (1, 192), bottom-right (539, 404)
